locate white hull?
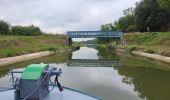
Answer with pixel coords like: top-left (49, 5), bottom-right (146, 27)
top-left (0, 87), bottom-right (101, 100)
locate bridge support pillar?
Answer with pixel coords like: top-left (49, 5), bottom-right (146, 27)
top-left (115, 38), bottom-right (122, 45)
top-left (67, 37), bottom-right (72, 46)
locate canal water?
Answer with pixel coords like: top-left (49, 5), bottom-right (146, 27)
top-left (0, 46), bottom-right (170, 100)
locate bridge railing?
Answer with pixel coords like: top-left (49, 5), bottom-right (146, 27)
top-left (66, 31), bottom-right (123, 38)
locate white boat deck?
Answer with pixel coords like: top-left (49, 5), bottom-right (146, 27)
top-left (0, 87), bottom-right (101, 100)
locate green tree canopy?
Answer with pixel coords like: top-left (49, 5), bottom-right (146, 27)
top-left (157, 0), bottom-right (170, 11)
top-left (11, 25), bottom-right (43, 36)
top-left (0, 20), bottom-right (10, 35)
top-left (135, 0), bottom-right (169, 32)
top-left (101, 23), bottom-right (115, 31)
top-left (101, 0), bottom-right (170, 32)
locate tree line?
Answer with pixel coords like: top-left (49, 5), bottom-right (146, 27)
top-left (101, 0), bottom-right (170, 32)
top-left (0, 20), bottom-right (43, 36)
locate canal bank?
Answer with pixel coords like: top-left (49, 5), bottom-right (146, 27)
top-left (115, 48), bottom-right (170, 64)
top-left (112, 32), bottom-right (170, 64)
top-left (0, 48), bottom-right (73, 67)
top-left (131, 51), bottom-right (170, 63)
top-left (0, 35), bottom-right (67, 58)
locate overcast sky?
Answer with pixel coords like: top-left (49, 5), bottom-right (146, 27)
top-left (0, 0), bottom-right (140, 34)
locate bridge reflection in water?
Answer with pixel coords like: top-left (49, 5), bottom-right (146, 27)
top-left (67, 59), bottom-right (122, 67)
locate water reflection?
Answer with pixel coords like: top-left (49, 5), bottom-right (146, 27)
top-left (67, 46), bottom-right (122, 67)
top-left (118, 66), bottom-right (170, 100)
top-left (67, 59), bottom-right (121, 67)
top-left (71, 47), bottom-right (99, 59)
top-left (115, 54), bottom-right (170, 100)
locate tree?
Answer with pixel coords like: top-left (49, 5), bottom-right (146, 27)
top-left (114, 8), bottom-right (136, 32)
top-left (101, 23), bottom-right (115, 31)
top-left (11, 25), bottom-right (42, 36)
top-left (157, 0), bottom-right (170, 12)
top-left (0, 20), bottom-right (10, 35)
top-left (101, 0), bottom-right (170, 32)
top-left (135, 0), bottom-right (169, 32)
top-left (157, 0), bottom-right (170, 31)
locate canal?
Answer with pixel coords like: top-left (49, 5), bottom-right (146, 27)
top-left (0, 46), bottom-right (170, 100)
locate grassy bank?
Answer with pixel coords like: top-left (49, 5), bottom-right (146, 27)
top-left (118, 32), bottom-right (170, 57)
top-left (0, 34), bottom-right (68, 58)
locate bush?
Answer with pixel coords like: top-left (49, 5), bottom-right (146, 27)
top-left (144, 48), bottom-right (155, 54)
top-left (0, 19), bottom-right (44, 36)
top-left (47, 47), bottom-right (57, 51)
top-left (11, 25), bottom-right (43, 36)
top-left (127, 45), bottom-right (136, 52)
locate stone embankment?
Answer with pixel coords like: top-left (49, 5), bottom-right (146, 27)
top-left (132, 51), bottom-right (170, 63)
top-left (0, 48), bottom-right (71, 67)
top-left (116, 48), bottom-right (170, 63)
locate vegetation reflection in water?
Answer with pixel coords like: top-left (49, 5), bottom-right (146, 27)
top-left (0, 46), bottom-right (170, 100)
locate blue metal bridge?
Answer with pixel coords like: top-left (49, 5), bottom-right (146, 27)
top-left (66, 31), bottom-right (123, 46)
top-left (66, 31), bottom-right (123, 38)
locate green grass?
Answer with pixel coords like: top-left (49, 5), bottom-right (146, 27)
top-left (0, 34), bottom-right (68, 58)
top-left (121, 32), bottom-right (170, 56)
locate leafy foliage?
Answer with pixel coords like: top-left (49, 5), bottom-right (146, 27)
top-left (101, 0), bottom-right (170, 32)
top-left (135, 0), bottom-right (169, 32)
top-left (0, 20), bottom-right (10, 35)
top-left (157, 0), bottom-right (170, 11)
top-left (101, 23), bottom-right (115, 31)
top-left (0, 20), bottom-right (44, 36)
top-left (11, 25), bottom-right (42, 36)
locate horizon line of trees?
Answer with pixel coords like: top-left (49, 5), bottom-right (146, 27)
top-left (101, 0), bottom-right (170, 32)
top-left (0, 20), bottom-right (45, 36)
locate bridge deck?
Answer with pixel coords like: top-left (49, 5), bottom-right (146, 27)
top-left (66, 31), bottom-right (122, 38)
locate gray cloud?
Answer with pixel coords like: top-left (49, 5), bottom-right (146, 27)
top-left (0, 0), bottom-right (140, 33)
